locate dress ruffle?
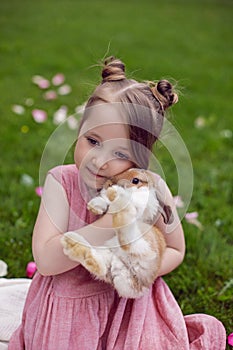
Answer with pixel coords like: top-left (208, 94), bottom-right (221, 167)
top-left (9, 271), bottom-right (226, 350)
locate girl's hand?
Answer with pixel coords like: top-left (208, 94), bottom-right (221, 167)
top-left (32, 174), bottom-right (78, 276)
top-left (32, 174), bottom-right (115, 276)
top-left (155, 178), bottom-right (185, 276)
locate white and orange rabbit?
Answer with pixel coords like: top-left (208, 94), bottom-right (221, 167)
top-left (61, 168), bottom-right (171, 298)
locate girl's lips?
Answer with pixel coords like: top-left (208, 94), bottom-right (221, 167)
top-left (87, 167), bottom-right (106, 179)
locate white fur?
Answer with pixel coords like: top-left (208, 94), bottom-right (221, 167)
top-left (87, 196), bottom-right (109, 215)
top-left (130, 186), bottom-right (159, 221)
top-left (61, 172), bottom-right (165, 299)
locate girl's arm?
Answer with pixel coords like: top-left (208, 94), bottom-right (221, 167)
top-left (32, 174), bottom-right (115, 276)
top-left (155, 178), bottom-right (186, 276)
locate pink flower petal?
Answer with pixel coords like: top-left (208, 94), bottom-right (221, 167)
top-left (194, 116), bottom-right (206, 129)
top-left (67, 115), bottom-right (78, 130)
top-left (228, 333), bottom-right (233, 346)
top-left (57, 84), bottom-right (71, 95)
top-left (32, 75), bottom-right (50, 89)
top-left (185, 212), bottom-right (198, 220)
top-left (26, 261), bottom-right (37, 278)
top-left (185, 212), bottom-right (203, 230)
top-left (12, 104), bottom-right (25, 115)
top-left (38, 79), bottom-right (50, 89)
top-left (173, 195), bottom-right (184, 208)
top-left (35, 186), bottom-right (43, 197)
top-left (43, 90), bottom-right (57, 100)
top-left (53, 106), bottom-right (68, 125)
top-left (20, 174), bottom-right (34, 186)
top-left (75, 102), bottom-right (86, 115)
top-left (32, 109), bottom-right (47, 123)
top-left (32, 75), bottom-right (43, 84)
top-left (52, 73), bottom-right (65, 86)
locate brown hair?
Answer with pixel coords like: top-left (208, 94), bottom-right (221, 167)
top-left (79, 56), bottom-right (178, 168)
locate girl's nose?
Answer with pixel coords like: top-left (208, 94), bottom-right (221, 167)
top-left (92, 155), bottom-right (109, 170)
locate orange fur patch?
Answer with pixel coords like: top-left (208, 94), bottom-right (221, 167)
top-left (106, 187), bottom-right (117, 201)
top-left (67, 240), bottom-right (103, 275)
top-left (111, 168), bottom-right (155, 188)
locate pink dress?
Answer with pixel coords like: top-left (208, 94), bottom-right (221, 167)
top-left (9, 165), bottom-right (226, 350)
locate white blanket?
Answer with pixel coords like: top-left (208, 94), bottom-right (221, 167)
top-left (0, 278), bottom-right (31, 347)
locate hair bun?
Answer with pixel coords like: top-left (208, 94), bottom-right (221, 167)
top-left (102, 56), bottom-right (126, 82)
top-left (156, 80), bottom-right (178, 109)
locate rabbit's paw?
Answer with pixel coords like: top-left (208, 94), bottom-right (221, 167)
top-left (61, 233), bottom-right (108, 276)
top-left (106, 187), bottom-right (118, 201)
top-left (87, 197), bottom-right (108, 215)
top-left (61, 232), bottom-right (90, 262)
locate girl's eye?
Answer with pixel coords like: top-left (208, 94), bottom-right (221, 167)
top-left (86, 137), bottom-right (99, 146)
top-left (114, 151), bottom-right (129, 160)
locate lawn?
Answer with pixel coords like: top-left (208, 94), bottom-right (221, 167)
top-left (0, 0), bottom-right (232, 345)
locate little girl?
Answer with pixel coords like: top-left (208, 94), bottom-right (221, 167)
top-left (9, 57), bottom-right (226, 349)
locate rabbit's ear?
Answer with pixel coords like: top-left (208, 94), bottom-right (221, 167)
top-left (158, 202), bottom-right (174, 224)
top-left (151, 176), bottom-right (174, 225)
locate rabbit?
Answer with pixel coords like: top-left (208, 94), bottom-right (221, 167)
top-left (61, 168), bottom-right (171, 299)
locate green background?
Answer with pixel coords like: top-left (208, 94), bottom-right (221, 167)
top-left (0, 0), bottom-right (232, 343)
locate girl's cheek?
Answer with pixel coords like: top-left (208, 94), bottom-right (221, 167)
top-left (74, 142), bottom-right (82, 168)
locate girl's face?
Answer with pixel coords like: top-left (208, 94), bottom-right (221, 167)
top-left (74, 107), bottom-right (135, 190)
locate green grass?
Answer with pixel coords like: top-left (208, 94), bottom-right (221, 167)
top-left (0, 0), bottom-right (232, 344)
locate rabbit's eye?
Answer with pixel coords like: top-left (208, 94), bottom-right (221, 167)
top-left (131, 177), bottom-right (140, 185)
